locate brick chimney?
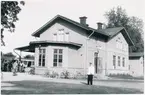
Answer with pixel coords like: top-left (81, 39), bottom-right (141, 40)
top-left (79, 16), bottom-right (87, 25)
top-left (97, 22), bottom-right (103, 30)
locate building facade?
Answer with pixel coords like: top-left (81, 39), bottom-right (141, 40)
top-left (129, 52), bottom-right (144, 77)
top-left (15, 15), bottom-right (134, 77)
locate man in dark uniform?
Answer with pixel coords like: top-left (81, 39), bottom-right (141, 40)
top-left (87, 63), bottom-right (95, 85)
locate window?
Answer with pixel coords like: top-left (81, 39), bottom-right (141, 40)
top-left (65, 32), bottom-right (69, 41)
top-left (113, 55), bottom-right (116, 69)
top-left (53, 49), bottom-right (63, 67)
top-left (118, 56), bottom-right (120, 66)
top-left (58, 29), bottom-right (64, 41)
top-left (116, 40), bottom-right (119, 48)
top-left (122, 57), bottom-right (125, 67)
top-left (53, 33), bottom-right (57, 41)
top-left (123, 44), bottom-right (127, 51)
top-left (38, 48), bottom-right (46, 67)
top-left (53, 29), bottom-right (69, 42)
top-left (116, 38), bottom-right (123, 50)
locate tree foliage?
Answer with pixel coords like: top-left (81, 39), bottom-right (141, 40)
top-left (24, 55), bottom-right (34, 59)
top-left (104, 6), bottom-right (144, 52)
top-left (1, 1), bottom-right (25, 46)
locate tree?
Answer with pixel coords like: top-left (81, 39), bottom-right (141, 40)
top-left (1, 1), bottom-right (25, 46)
top-left (104, 6), bottom-right (144, 52)
top-left (24, 55), bottom-right (34, 59)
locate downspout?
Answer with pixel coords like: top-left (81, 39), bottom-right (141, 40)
top-left (84, 30), bottom-right (95, 75)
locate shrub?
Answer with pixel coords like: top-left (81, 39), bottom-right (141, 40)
top-left (29, 67), bottom-right (35, 75)
top-left (50, 71), bottom-right (59, 78)
top-left (75, 71), bottom-right (85, 79)
top-left (44, 70), bottom-right (50, 77)
top-left (60, 70), bottom-right (70, 79)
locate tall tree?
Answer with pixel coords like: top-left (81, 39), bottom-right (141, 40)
top-left (1, 1), bottom-right (25, 46)
top-left (104, 6), bottom-right (144, 52)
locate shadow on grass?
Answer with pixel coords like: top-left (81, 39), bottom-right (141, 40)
top-left (80, 82), bottom-right (88, 85)
top-left (1, 80), bottom-right (143, 94)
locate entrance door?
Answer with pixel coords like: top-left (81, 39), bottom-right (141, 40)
top-left (94, 52), bottom-right (98, 73)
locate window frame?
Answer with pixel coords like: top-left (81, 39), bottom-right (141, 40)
top-left (53, 29), bottom-right (69, 42)
top-left (38, 48), bottom-right (46, 67)
top-left (122, 57), bottom-right (125, 67)
top-left (53, 49), bottom-right (63, 67)
top-left (113, 55), bottom-right (116, 69)
top-left (118, 56), bottom-right (120, 66)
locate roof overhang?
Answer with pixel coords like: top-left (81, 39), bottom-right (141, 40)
top-left (30, 40), bottom-right (82, 48)
top-left (15, 45), bottom-right (35, 52)
top-left (15, 40), bottom-right (82, 52)
top-left (108, 28), bottom-right (135, 46)
top-left (121, 28), bottom-right (135, 46)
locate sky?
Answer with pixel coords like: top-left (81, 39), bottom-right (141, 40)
top-left (1, 0), bottom-right (145, 56)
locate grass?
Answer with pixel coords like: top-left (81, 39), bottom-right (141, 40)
top-left (1, 80), bottom-right (143, 94)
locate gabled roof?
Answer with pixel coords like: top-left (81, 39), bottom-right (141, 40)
top-left (31, 15), bottom-right (134, 46)
top-left (98, 27), bottom-right (134, 45)
top-left (32, 15), bottom-right (108, 37)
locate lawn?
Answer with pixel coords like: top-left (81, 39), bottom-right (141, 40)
top-left (1, 80), bottom-right (143, 94)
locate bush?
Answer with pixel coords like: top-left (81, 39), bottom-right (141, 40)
top-left (29, 67), bottom-right (35, 75)
top-left (50, 71), bottom-right (59, 78)
top-left (72, 71), bottom-right (85, 79)
top-left (60, 70), bottom-right (70, 79)
top-left (44, 70), bottom-right (50, 77)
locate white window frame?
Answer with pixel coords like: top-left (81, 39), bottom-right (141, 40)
top-left (53, 29), bottom-right (69, 42)
top-left (122, 57), bottom-right (125, 67)
top-left (118, 56), bottom-right (120, 66)
top-left (53, 33), bottom-right (57, 41)
top-left (53, 49), bottom-right (63, 67)
top-left (64, 32), bottom-right (69, 41)
top-left (113, 55), bottom-right (116, 69)
top-left (38, 48), bottom-right (46, 67)
top-left (58, 29), bottom-right (64, 41)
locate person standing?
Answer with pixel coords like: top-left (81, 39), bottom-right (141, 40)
top-left (12, 60), bottom-right (18, 76)
top-left (87, 63), bottom-right (95, 85)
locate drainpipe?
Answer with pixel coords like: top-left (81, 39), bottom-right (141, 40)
top-left (84, 30), bottom-right (95, 75)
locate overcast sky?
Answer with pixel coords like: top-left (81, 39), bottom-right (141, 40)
top-left (1, 0), bottom-right (145, 56)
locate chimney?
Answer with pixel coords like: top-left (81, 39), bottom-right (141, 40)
top-left (79, 16), bottom-right (87, 25)
top-left (97, 22), bottom-right (103, 30)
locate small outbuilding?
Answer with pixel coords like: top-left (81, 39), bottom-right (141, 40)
top-left (129, 52), bottom-right (144, 77)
